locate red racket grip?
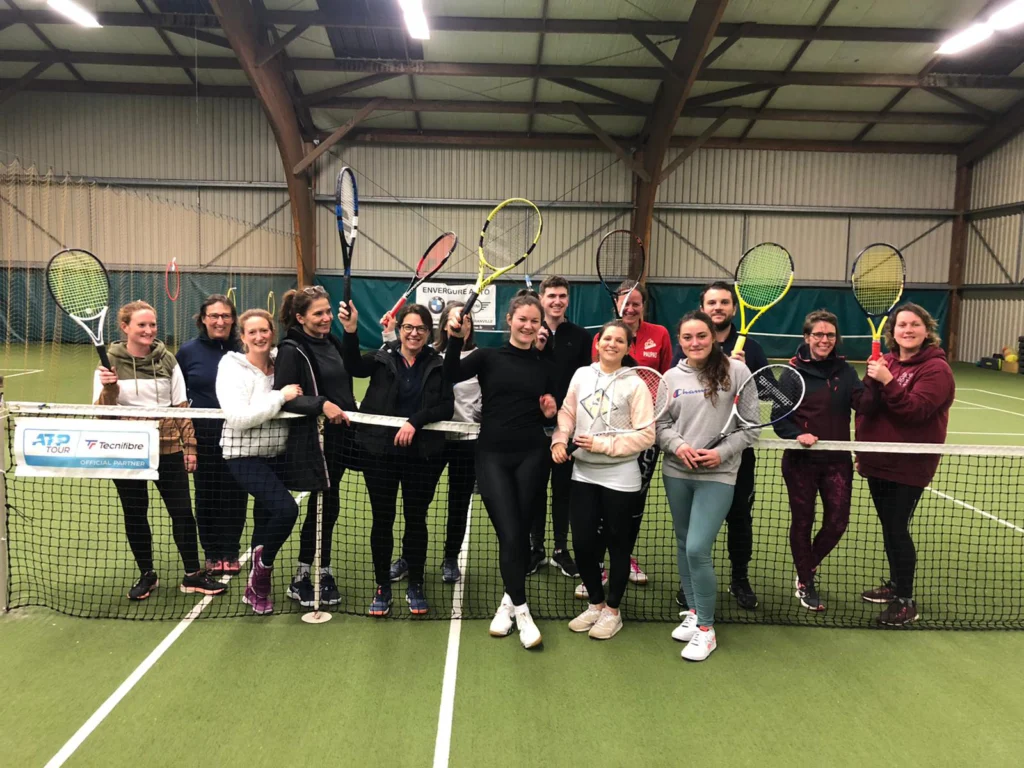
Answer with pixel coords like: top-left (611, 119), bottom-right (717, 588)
top-left (870, 340), bottom-right (882, 361)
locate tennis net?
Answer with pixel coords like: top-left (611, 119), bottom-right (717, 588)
top-left (3, 402), bottom-right (1023, 629)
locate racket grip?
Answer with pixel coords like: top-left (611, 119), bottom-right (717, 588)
top-left (96, 344), bottom-right (111, 370)
top-left (702, 435), bottom-right (725, 450)
top-left (732, 334), bottom-right (748, 355)
top-left (870, 340), bottom-right (882, 361)
top-left (343, 275), bottom-right (351, 304)
top-left (565, 442), bottom-right (579, 456)
top-left (459, 293), bottom-right (479, 327)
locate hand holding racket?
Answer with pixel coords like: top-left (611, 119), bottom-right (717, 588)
top-left (46, 248), bottom-right (112, 369)
top-left (851, 243), bottom-right (905, 361)
top-left (457, 198), bottom-right (542, 328)
top-left (596, 229), bottom-right (645, 318)
top-left (566, 366), bottom-right (669, 456)
top-left (381, 232), bottom-right (456, 326)
top-left (335, 167), bottom-right (359, 304)
top-left (703, 364), bottom-right (806, 450)
top-left (732, 243), bottom-right (794, 355)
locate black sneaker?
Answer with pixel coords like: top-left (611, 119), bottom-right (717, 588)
top-left (729, 578), bottom-right (758, 610)
top-left (527, 548), bottom-right (547, 576)
top-left (675, 588), bottom-right (689, 610)
top-left (441, 557), bottom-right (461, 584)
top-left (127, 570), bottom-right (159, 601)
top-left (796, 578), bottom-right (825, 612)
top-left (389, 557), bottom-right (409, 582)
top-left (180, 570), bottom-right (227, 596)
top-left (877, 598), bottom-right (918, 626)
top-left (861, 580), bottom-right (896, 604)
top-left (319, 573), bottom-right (341, 606)
top-left (289, 574), bottom-right (313, 604)
top-left (368, 585), bottom-right (393, 617)
top-left (550, 549), bottom-right (579, 578)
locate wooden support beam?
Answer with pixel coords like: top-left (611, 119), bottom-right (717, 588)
top-left (924, 87), bottom-right (995, 121)
top-left (633, 0), bottom-right (729, 263)
top-left (135, 0), bottom-right (195, 84)
top-left (959, 96), bottom-right (1024, 166)
top-left (164, 26), bottom-right (235, 49)
top-left (4, 0), bottom-right (83, 82)
top-left (544, 77), bottom-right (649, 111)
top-left (0, 60), bottom-right (54, 107)
top-left (301, 73), bottom-right (400, 105)
top-left (946, 164), bottom-right (972, 362)
top-left (526, 0), bottom-right (550, 134)
top-left (686, 83), bottom-right (780, 107)
top-left (701, 26), bottom-right (746, 69)
top-left (292, 98), bottom-right (383, 176)
top-left (256, 24), bottom-right (309, 67)
top-left (657, 112), bottom-right (732, 184)
top-left (210, 0), bottom-right (317, 286)
top-left (564, 101), bottom-right (650, 181)
top-left (631, 30), bottom-right (679, 79)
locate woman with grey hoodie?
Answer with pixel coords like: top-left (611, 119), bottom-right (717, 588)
top-left (656, 310), bottom-right (759, 662)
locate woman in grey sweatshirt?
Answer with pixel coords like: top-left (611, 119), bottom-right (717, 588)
top-left (656, 311), bottom-right (759, 662)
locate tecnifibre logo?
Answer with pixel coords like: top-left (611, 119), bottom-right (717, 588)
top-left (85, 439), bottom-right (145, 451)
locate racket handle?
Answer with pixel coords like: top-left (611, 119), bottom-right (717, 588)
top-left (96, 344), bottom-right (111, 370)
top-left (732, 334), bottom-right (748, 355)
top-left (565, 442), bottom-right (579, 456)
top-left (459, 292), bottom-right (479, 327)
top-left (702, 434), bottom-right (725, 450)
top-left (870, 340), bottom-right (882, 361)
top-left (343, 274), bottom-right (351, 304)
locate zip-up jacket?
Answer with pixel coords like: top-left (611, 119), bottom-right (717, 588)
top-left (176, 329), bottom-right (242, 445)
top-left (215, 351), bottom-right (288, 459)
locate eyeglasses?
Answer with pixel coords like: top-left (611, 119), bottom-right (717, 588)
top-left (400, 324), bottom-right (428, 335)
top-left (205, 313), bottom-right (233, 321)
top-left (301, 286), bottom-right (328, 297)
top-left (809, 332), bottom-right (837, 340)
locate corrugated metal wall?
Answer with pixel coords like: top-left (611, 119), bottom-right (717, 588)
top-left (965, 214), bottom-right (1023, 285)
top-left (970, 132), bottom-right (1024, 210)
top-left (958, 294), bottom-right (1024, 362)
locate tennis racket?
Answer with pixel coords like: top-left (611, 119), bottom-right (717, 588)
top-left (336, 167), bottom-right (358, 305)
top-left (596, 229), bottom-right (645, 318)
top-left (567, 366), bottom-right (669, 455)
top-left (267, 290), bottom-right (276, 316)
top-left (732, 242), bottom-right (794, 355)
top-left (459, 198), bottom-right (542, 324)
top-left (165, 257), bottom-right (180, 302)
top-left (382, 232), bottom-right (457, 325)
top-left (851, 243), bottom-right (905, 361)
top-left (703, 364), bottom-right (806, 449)
top-left (46, 248), bottom-right (112, 369)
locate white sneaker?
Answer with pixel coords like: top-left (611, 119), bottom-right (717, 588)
top-left (489, 593), bottom-right (515, 637)
top-left (515, 606), bottom-right (542, 649)
top-left (628, 557), bottom-right (648, 585)
top-left (588, 608), bottom-right (623, 640)
top-left (568, 604), bottom-right (604, 632)
top-left (671, 608), bottom-right (699, 642)
top-left (573, 569), bottom-right (608, 600)
top-left (681, 625), bottom-right (717, 662)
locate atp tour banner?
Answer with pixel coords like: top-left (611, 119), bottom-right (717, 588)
top-left (14, 417), bottom-right (160, 480)
top-left (415, 282), bottom-right (497, 328)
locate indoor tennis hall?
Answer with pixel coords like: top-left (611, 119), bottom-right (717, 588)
top-left (3, 1), bottom-right (1024, 766)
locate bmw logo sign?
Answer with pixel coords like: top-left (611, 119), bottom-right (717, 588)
top-left (428, 296), bottom-right (445, 314)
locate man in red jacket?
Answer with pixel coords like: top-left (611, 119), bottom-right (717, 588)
top-left (855, 303), bottom-right (955, 626)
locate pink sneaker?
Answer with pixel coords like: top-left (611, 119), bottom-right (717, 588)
top-left (628, 557), bottom-right (648, 585)
top-left (242, 545), bottom-right (273, 615)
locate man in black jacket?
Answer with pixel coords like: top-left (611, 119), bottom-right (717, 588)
top-left (529, 276), bottom-right (592, 579)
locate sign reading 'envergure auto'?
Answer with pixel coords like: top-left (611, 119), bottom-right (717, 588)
top-left (14, 417), bottom-right (160, 480)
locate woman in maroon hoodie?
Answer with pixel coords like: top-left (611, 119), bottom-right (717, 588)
top-left (775, 310), bottom-right (864, 612)
top-left (855, 302), bottom-right (954, 626)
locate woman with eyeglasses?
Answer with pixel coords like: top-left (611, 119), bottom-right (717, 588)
top-left (176, 295), bottom-right (248, 577)
top-left (773, 310), bottom-right (864, 613)
top-left (275, 286), bottom-right (353, 609)
top-left (337, 300), bottom-right (453, 617)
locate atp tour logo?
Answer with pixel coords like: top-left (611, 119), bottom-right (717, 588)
top-left (31, 433), bottom-right (72, 454)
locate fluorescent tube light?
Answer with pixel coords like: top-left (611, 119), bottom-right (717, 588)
top-left (46, 0), bottom-right (101, 28)
top-left (936, 23), bottom-right (993, 54)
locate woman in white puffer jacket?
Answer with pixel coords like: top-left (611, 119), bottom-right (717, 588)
top-left (216, 309), bottom-right (302, 615)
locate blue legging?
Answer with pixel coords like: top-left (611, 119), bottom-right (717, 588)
top-left (663, 475), bottom-right (735, 627)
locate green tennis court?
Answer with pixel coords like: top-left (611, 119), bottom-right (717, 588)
top-left (3, 355), bottom-right (1024, 767)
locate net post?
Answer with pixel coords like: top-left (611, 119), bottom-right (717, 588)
top-left (0, 376), bottom-right (8, 612)
top-left (302, 414), bottom-right (331, 625)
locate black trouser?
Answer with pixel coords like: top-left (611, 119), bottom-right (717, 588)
top-left (227, 455), bottom-right (299, 567)
top-left (298, 424), bottom-right (348, 567)
top-left (570, 480), bottom-right (641, 609)
top-left (606, 445), bottom-right (659, 564)
top-left (193, 424), bottom-right (248, 561)
top-left (476, 445), bottom-right (549, 606)
top-left (867, 476), bottom-right (924, 600)
top-left (442, 439), bottom-right (477, 560)
top-left (529, 453), bottom-right (573, 553)
top-left (363, 453), bottom-right (446, 587)
top-left (113, 451), bottom-right (201, 574)
top-left (725, 447), bottom-right (756, 581)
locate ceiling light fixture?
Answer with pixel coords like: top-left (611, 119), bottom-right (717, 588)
top-left (936, 23), bottom-right (993, 55)
top-left (399, 0), bottom-right (430, 40)
top-left (46, 0), bottom-right (101, 28)
top-left (989, 0), bottom-right (1024, 30)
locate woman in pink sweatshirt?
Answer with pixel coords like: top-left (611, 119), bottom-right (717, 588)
top-left (552, 320), bottom-right (656, 640)
top-left (855, 302), bottom-right (955, 626)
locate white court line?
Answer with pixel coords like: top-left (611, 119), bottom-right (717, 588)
top-left (433, 496), bottom-right (474, 768)
top-left (45, 549), bottom-right (253, 768)
top-left (927, 488), bottom-right (1024, 536)
top-left (0, 368), bottom-right (43, 378)
top-left (960, 388), bottom-right (1024, 403)
top-left (954, 398), bottom-right (1024, 419)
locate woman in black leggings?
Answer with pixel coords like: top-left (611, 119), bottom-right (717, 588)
top-left (446, 294), bottom-right (557, 649)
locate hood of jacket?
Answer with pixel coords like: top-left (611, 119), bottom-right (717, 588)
top-left (887, 344), bottom-right (947, 367)
top-left (221, 349), bottom-right (277, 376)
top-left (791, 343), bottom-right (848, 380)
top-left (107, 339), bottom-right (173, 372)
